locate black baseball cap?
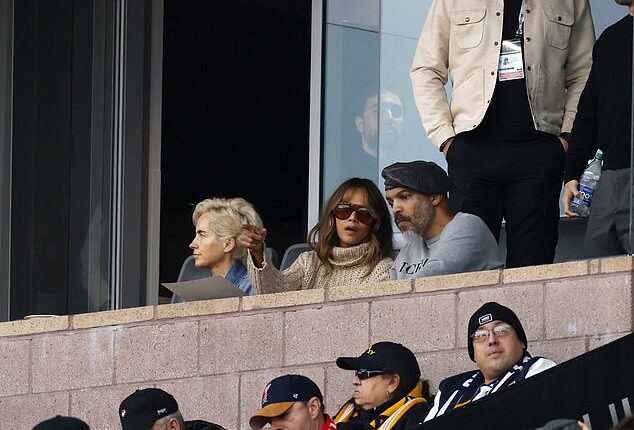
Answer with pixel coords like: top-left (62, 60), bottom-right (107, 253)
top-left (336, 342), bottom-right (421, 392)
top-left (249, 374), bottom-right (323, 430)
top-left (119, 388), bottom-right (179, 430)
top-left (467, 302), bottom-right (528, 361)
top-left (382, 161), bottom-right (451, 195)
top-left (32, 416), bottom-right (90, 430)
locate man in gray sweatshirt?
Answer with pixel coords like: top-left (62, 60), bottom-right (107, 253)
top-left (382, 161), bottom-right (503, 279)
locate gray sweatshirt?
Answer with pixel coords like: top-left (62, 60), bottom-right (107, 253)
top-left (390, 212), bottom-right (503, 279)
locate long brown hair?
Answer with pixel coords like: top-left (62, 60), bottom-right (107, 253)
top-left (308, 178), bottom-right (393, 276)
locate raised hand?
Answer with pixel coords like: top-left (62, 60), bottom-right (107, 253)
top-left (241, 224), bottom-right (267, 267)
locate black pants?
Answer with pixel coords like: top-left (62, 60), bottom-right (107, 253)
top-left (447, 133), bottom-right (565, 268)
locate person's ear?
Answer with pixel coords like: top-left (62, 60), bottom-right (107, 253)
top-left (168, 417), bottom-right (181, 430)
top-left (224, 237), bottom-right (236, 253)
top-left (355, 115), bottom-right (364, 133)
top-left (306, 397), bottom-right (322, 420)
top-left (387, 374), bottom-right (400, 394)
top-left (430, 194), bottom-right (443, 207)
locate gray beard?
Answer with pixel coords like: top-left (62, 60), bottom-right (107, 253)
top-left (400, 201), bottom-right (433, 240)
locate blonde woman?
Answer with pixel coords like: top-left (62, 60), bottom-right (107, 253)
top-left (242, 178), bottom-right (393, 294)
top-left (182, 197), bottom-right (263, 299)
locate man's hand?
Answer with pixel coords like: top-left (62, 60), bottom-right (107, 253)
top-left (558, 136), bottom-right (569, 152)
top-left (562, 180), bottom-right (581, 217)
top-left (241, 225), bottom-right (267, 267)
top-left (442, 137), bottom-right (454, 158)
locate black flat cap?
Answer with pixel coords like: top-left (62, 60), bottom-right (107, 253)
top-left (382, 161), bottom-right (450, 194)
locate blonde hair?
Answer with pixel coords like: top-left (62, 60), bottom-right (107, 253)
top-left (192, 197), bottom-right (263, 263)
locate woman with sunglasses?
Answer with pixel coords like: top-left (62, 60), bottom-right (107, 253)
top-left (241, 178), bottom-right (393, 294)
top-left (333, 341), bottom-right (431, 430)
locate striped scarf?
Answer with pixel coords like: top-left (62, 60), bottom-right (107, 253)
top-left (445, 354), bottom-right (540, 411)
top-left (334, 383), bottom-right (427, 430)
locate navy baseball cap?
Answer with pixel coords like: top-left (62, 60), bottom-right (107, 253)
top-left (249, 375), bottom-right (323, 430)
top-left (32, 416), bottom-right (90, 430)
top-left (119, 388), bottom-right (179, 430)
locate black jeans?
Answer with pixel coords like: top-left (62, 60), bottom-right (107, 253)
top-left (447, 133), bottom-right (565, 268)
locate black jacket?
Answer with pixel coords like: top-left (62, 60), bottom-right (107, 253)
top-left (186, 420), bottom-right (227, 430)
top-left (336, 397), bottom-right (431, 430)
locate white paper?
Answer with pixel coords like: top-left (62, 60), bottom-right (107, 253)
top-left (162, 276), bottom-right (247, 301)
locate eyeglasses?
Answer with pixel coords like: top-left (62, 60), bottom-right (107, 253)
top-left (470, 323), bottom-right (514, 344)
top-left (333, 203), bottom-right (375, 225)
top-left (381, 103), bottom-right (403, 119)
top-left (355, 369), bottom-right (384, 380)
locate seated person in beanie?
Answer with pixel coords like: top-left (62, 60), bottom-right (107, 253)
top-left (249, 374), bottom-right (336, 430)
top-left (32, 415), bottom-right (90, 430)
top-left (382, 161), bottom-right (503, 279)
top-left (333, 341), bottom-right (431, 430)
top-left (424, 302), bottom-right (556, 422)
top-left (119, 388), bottom-right (226, 430)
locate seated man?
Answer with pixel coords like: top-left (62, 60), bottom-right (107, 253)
top-left (382, 161), bottom-right (503, 279)
top-left (119, 388), bottom-right (225, 430)
top-left (250, 374), bottom-right (336, 430)
top-left (425, 302), bottom-right (556, 421)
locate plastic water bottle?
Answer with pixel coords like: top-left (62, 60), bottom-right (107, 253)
top-left (570, 149), bottom-right (603, 217)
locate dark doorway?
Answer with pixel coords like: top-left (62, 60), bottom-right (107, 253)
top-left (160, 0), bottom-right (312, 292)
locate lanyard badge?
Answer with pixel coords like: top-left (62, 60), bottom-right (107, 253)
top-left (497, 0), bottom-right (525, 81)
top-left (498, 38), bottom-right (524, 81)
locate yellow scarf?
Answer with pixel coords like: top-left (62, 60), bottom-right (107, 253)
top-left (333, 383), bottom-right (426, 430)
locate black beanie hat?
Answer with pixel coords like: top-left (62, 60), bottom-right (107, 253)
top-left (467, 302), bottom-right (527, 361)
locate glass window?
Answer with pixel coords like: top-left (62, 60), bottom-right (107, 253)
top-left (1, 0), bottom-right (154, 320)
top-left (8, 0), bottom-right (112, 319)
top-left (322, 0), bottom-right (633, 262)
top-left (323, 0), bottom-right (442, 204)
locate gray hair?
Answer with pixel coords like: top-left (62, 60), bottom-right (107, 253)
top-left (192, 198), bottom-right (264, 263)
top-left (153, 410), bottom-right (186, 429)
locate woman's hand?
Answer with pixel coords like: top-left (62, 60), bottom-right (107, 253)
top-left (241, 224), bottom-right (267, 267)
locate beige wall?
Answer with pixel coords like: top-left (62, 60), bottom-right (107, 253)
top-left (0, 256), bottom-right (632, 430)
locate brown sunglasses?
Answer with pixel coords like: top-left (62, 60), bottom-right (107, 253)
top-left (333, 203), bottom-right (375, 225)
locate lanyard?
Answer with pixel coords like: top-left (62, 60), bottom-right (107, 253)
top-left (516, 0), bottom-right (526, 38)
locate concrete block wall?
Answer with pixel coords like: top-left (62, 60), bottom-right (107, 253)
top-left (0, 256), bottom-right (631, 430)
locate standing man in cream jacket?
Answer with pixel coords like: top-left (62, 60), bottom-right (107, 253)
top-left (411, 0), bottom-right (594, 268)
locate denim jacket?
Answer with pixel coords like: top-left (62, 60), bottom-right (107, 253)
top-left (225, 260), bottom-right (253, 296)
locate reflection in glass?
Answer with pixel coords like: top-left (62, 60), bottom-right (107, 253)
top-left (323, 0), bottom-right (444, 205)
top-left (323, 23), bottom-right (379, 200)
top-left (327, 0), bottom-right (379, 30)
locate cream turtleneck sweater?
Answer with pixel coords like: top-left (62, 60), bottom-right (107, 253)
top-left (247, 242), bottom-right (393, 294)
